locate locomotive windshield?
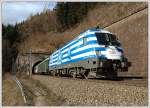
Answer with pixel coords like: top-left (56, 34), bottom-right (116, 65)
top-left (95, 33), bottom-right (121, 47)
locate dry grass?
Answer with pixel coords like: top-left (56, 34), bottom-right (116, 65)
top-left (106, 9), bottom-right (148, 77)
top-left (2, 73), bottom-right (24, 106)
top-left (66, 2), bottom-right (147, 36)
top-left (18, 2), bottom-right (147, 54)
top-left (19, 75), bottom-right (65, 106)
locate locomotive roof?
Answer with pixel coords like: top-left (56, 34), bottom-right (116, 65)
top-left (78, 28), bottom-right (114, 39)
top-left (88, 28), bottom-right (112, 34)
top-left (79, 28), bottom-right (113, 36)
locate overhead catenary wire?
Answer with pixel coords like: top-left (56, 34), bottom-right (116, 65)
top-left (102, 6), bottom-right (148, 29)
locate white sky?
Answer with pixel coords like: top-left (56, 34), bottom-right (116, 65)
top-left (2, 1), bottom-right (57, 25)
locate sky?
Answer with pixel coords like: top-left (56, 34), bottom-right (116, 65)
top-left (2, 1), bottom-right (57, 25)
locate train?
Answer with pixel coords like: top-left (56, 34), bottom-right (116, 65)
top-left (34, 28), bottom-right (131, 79)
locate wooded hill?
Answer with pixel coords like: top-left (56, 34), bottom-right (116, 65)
top-left (17, 2), bottom-right (147, 54)
top-left (2, 2), bottom-right (147, 73)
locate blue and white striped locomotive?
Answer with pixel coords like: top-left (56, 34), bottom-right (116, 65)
top-left (49, 28), bottom-right (131, 78)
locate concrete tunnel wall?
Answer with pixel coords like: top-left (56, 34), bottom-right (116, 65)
top-left (16, 54), bottom-right (49, 74)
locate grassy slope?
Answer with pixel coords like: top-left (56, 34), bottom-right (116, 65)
top-left (2, 73), bottom-right (24, 106)
top-left (106, 9), bottom-right (148, 76)
top-left (19, 2), bottom-right (147, 54)
top-left (20, 76), bottom-right (65, 106)
top-left (68, 2), bottom-right (147, 36)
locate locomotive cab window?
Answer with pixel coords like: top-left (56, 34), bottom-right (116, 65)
top-left (58, 51), bottom-right (62, 64)
top-left (68, 47), bottom-right (71, 59)
top-left (83, 37), bottom-right (87, 45)
top-left (95, 33), bottom-right (121, 47)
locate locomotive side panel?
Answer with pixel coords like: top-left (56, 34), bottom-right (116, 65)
top-left (49, 32), bottom-right (98, 69)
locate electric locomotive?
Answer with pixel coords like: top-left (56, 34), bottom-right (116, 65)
top-left (48, 28), bottom-right (131, 78)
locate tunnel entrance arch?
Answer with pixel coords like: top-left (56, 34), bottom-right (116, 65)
top-left (16, 52), bottom-right (50, 75)
top-left (32, 61), bottom-right (42, 74)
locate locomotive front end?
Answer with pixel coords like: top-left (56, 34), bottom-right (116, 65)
top-left (94, 31), bottom-right (131, 75)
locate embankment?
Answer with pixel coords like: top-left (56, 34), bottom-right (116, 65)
top-left (106, 8), bottom-right (148, 77)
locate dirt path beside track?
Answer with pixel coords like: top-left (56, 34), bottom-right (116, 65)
top-left (2, 73), bottom-right (24, 106)
top-left (19, 76), bottom-right (65, 106)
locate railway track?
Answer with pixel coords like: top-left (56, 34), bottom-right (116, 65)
top-left (33, 74), bottom-right (148, 88)
top-left (32, 75), bottom-right (148, 106)
top-left (12, 75), bottom-right (27, 105)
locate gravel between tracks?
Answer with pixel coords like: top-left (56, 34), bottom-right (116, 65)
top-left (32, 75), bottom-right (148, 106)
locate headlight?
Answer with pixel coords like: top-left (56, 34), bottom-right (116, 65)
top-left (95, 50), bottom-right (101, 55)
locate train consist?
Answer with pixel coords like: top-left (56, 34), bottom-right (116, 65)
top-left (34, 28), bottom-right (131, 78)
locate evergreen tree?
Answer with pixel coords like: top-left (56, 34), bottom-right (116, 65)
top-left (55, 2), bottom-right (97, 31)
top-left (2, 24), bottom-right (20, 73)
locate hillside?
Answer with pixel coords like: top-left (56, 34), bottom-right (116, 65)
top-left (18, 2), bottom-right (148, 76)
top-left (106, 8), bottom-right (148, 77)
top-left (18, 2), bottom-right (147, 53)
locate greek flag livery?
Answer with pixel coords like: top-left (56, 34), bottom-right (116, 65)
top-left (49, 28), bottom-right (124, 68)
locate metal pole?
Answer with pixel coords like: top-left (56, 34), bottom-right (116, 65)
top-left (11, 58), bottom-right (13, 75)
top-left (18, 55), bottom-right (20, 73)
top-left (12, 58), bottom-right (15, 75)
top-left (29, 49), bottom-right (32, 76)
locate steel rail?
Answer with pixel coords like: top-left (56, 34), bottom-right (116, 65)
top-left (12, 76), bottom-right (27, 105)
